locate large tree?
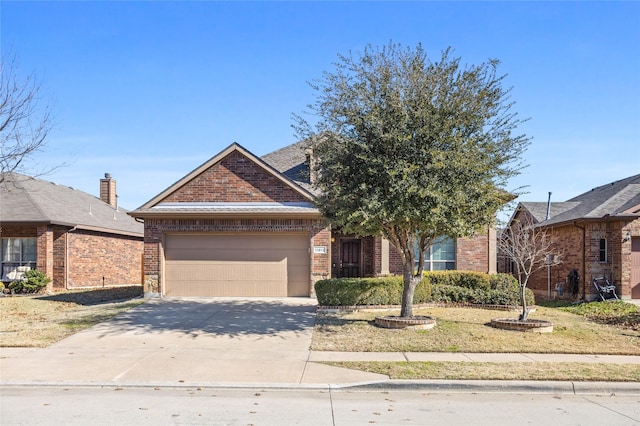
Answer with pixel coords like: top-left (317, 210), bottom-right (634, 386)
top-left (295, 43), bottom-right (529, 318)
top-left (0, 55), bottom-right (53, 181)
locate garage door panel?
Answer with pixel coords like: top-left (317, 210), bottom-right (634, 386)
top-left (166, 261), bottom-right (287, 281)
top-left (164, 234), bottom-right (310, 297)
top-left (167, 249), bottom-right (295, 263)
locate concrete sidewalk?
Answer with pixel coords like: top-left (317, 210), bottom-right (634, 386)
top-left (2, 347), bottom-right (639, 390)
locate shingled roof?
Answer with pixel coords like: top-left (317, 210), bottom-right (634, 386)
top-left (518, 174), bottom-right (640, 226)
top-left (0, 172), bottom-right (143, 237)
top-left (260, 139), bottom-right (318, 195)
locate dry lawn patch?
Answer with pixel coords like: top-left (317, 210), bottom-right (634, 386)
top-left (325, 361), bottom-right (640, 382)
top-left (312, 306), bottom-right (640, 354)
top-left (0, 290), bottom-right (144, 347)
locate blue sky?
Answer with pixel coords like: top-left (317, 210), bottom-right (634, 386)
top-left (2, 1), bottom-right (639, 217)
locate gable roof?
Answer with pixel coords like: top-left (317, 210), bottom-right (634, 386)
top-left (518, 201), bottom-right (580, 223)
top-left (0, 173), bottom-right (143, 237)
top-left (514, 174), bottom-right (640, 227)
top-left (130, 142), bottom-right (319, 217)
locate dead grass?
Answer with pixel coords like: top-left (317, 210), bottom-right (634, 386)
top-left (325, 361), bottom-right (640, 382)
top-left (0, 289), bottom-right (145, 347)
top-left (312, 306), bottom-right (640, 354)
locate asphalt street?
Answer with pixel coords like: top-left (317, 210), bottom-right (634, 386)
top-left (2, 385), bottom-right (639, 426)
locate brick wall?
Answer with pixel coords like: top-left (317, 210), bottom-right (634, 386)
top-left (143, 217), bottom-right (329, 295)
top-left (52, 226), bottom-right (66, 289)
top-left (514, 218), bottom-right (640, 300)
top-left (0, 225), bottom-right (37, 238)
top-left (162, 151), bottom-right (308, 203)
top-left (67, 230), bottom-right (142, 288)
top-left (1, 224), bottom-right (142, 289)
top-left (524, 224), bottom-right (578, 298)
top-left (389, 244), bottom-right (404, 274)
top-left (456, 233), bottom-right (490, 272)
top-left (620, 218), bottom-right (640, 298)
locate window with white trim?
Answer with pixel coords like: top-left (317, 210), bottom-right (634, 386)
top-left (1, 238), bottom-right (37, 282)
top-left (414, 236), bottom-right (456, 271)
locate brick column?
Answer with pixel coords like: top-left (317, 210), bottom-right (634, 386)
top-left (36, 225), bottom-right (54, 291)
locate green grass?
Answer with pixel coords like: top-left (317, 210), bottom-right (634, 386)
top-left (325, 361), bottom-right (640, 382)
top-left (0, 288), bottom-right (145, 347)
top-left (312, 304), bottom-right (640, 354)
top-left (313, 301), bottom-right (640, 380)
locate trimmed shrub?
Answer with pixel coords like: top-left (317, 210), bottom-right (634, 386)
top-left (314, 272), bottom-right (534, 307)
top-left (8, 269), bottom-right (51, 294)
top-left (488, 273), bottom-right (536, 306)
top-left (423, 271), bottom-right (491, 291)
top-left (315, 276), bottom-right (431, 306)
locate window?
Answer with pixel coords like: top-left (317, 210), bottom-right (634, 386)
top-left (599, 238), bottom-right (607, 262)
top-left (415, 236), bottom-right (456, 271)
top-left (1, 238), bottom-right (37, 282)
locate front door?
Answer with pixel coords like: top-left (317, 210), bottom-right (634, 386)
top-left (340, 239), bottom-right (361, 278)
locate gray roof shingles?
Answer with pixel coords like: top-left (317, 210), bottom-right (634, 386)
top-left (0, 173), bottom-right (143, 236)
top-left (521, 174), bottom-right (640, 226)
top-left (261, 140), bottom-right (319, 195)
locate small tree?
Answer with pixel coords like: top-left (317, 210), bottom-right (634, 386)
top-left (295, 43), bottom-right (529, 318)
top-left (499, 213), bottom-right (561, 320)
top-left (1, 55), bottom-right (53, 181)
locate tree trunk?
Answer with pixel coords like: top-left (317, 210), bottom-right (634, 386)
top-left (519, 283), bottom-right (528, 321)
top-left (400, 260), bottom-right (418, 318)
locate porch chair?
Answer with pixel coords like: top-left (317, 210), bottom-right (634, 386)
top-left (592, 277), bottom-right (619, 301)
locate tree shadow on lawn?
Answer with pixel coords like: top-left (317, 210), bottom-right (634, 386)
top-left (87, 298), bottom-right (318, 340)
top-left (37, 287), bottom-right (143, 306)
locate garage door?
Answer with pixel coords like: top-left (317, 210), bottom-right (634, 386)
top-left (164, 233), bottom-right (310, 297)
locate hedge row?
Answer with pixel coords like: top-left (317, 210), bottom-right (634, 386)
top-left (314, 272), bottom-right (534, 307)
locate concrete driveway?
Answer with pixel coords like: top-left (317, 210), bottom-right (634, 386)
top-left (0, 298), bottom-right (387, 386)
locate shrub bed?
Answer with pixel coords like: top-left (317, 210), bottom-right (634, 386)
top-left (8, 269), bottom-right (51, 294)
top-left (315, 276), bottom-right (431, 306)
top-left (315, 272), bottom-right (535, 307)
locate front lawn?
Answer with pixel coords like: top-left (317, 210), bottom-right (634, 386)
top-left (312, 301), bottom-right (640, 381)
top-left (312, 303), bottom-right (640, 354)
top-left (0, 287), bottom-right (145, 348)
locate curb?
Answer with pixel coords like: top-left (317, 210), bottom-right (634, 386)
top-left (2, 379), bottom-right (639, 395)
top-left (348, 379), bottom-right (640, 395)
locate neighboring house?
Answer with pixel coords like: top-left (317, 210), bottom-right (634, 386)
top-left (499, 174), bottom-right (640, 300)
top-left (0, 173), bottom-right (144, 290)
top-left (129, 141), bottom-right (496, 298)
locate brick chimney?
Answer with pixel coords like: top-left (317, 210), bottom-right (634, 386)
top-left (100, 173), bottom-right (117, 209)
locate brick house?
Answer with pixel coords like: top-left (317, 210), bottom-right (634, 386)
top-left (499, 174), bottom-right (640, 300)
top-left (0, 172), bottom-right (143, 290)
top-left (130, 141), bottom-right (496, 298)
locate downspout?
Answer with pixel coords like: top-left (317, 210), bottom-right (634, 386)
top-left (573, 221), bottom-right (586, 300)
top-left (65, 226), bottom-right (78, 290)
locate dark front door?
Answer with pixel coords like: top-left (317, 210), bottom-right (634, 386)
top-left (340, 240), bottom-right (361, 278)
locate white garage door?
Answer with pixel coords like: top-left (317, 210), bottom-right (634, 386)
top-left (164, 233), bottom-right (310, 297)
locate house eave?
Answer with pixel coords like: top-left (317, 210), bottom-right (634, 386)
top-left (128, 211), bottom-right (323, 220)
top-left (0, 220), bottom-right (143, 238)
top-left (539, 214), bottom-right (640, 228)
